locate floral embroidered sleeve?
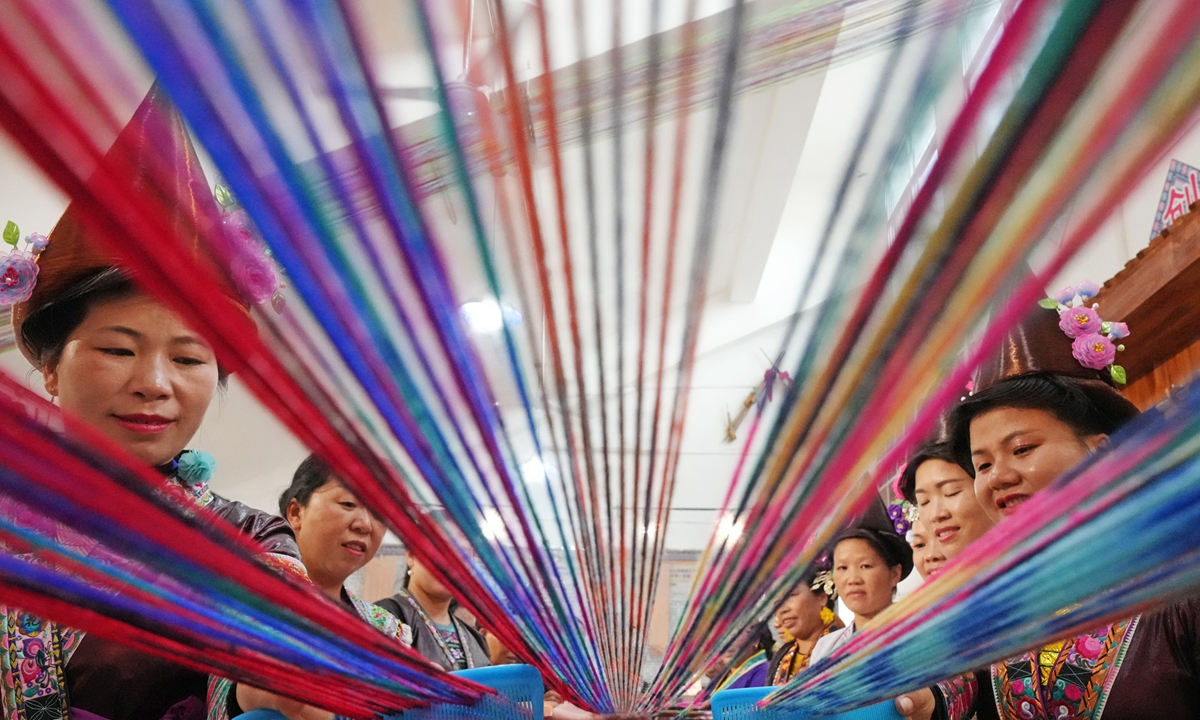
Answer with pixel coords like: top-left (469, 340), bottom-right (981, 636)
top-left (932, 672), bottom-right (977, 720)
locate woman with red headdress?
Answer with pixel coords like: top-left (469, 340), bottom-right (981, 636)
top-left (0, 85), bottom-right (304, 720)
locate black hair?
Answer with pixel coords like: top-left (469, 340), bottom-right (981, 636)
top-left (22, 268), bottom-right (138, 368)
top-left (948, 372), bottom-right (1140, 473)
top-left (897, 440), bottom-right (964, 503)
top-left (748, 620), bottom-right (775, 658)
top-left (834, 528), bottom-right (912, 579)
top-left (797, 567), bottom-right (838, 610)
top-left (278, 453), bottom-right (335, 516)
top-left (21, 266), bottom-right (229, 386)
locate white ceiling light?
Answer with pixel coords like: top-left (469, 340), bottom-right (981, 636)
top-left (520, 455), bottom-right (560, 485)
top-left (460, 298), bottom-right (522, 334)
top-left (480, 506), bottom-right (507, 543)
top-left (715, 512), bottom-right (744, 546)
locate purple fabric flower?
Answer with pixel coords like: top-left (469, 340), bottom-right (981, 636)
top-left (0, 251), bottom-right (39, 305)
top-left (1072, 333), bottom-right (1116, 370)
top-left (1059, 305), bottom-right (1101, 338)
top-left (232, 251), bottom-right (280, 305)
top-left (26, 232), bottom-right (49, 253)
top-left (1053, 286), bottom-right (1077, 305)
top-left (1075, 280), bottom-right (1101, 299)
top-left (887, 503), bottom-right (904, 521)
top-left (1107, 321), bottom-right (1129, 339)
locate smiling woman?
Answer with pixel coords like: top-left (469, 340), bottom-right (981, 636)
top-left (38, 286), bottom-right (219, 467)
top-left (917, 294), bottom-right (1200, 720)
top-left (899, 440), bottom-right (993, 560)
top-left (0, 86), bottom-right (306, 720)
top-left (949, 375), bottom-right (1139, 522)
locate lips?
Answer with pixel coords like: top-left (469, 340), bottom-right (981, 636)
top-left (342, 540), bottom-right (368, 556)
top-left (113, 413), bottom-right (174, 434)
top-left (996, 493), bottom-right (1030, 516)
top-left (934, 526), bottom-right (959, 545)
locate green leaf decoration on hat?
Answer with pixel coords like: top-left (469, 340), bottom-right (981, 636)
top-left (214, 183), bottom-right (234, 209)
top-left (3, 221), bottom-right (19, 247)
top-left (1038, 297), bottom-right (1060, 309)
top-left (1110, 365), bottom-right (1127, 384)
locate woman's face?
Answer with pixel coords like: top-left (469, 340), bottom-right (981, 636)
top-left (409, 556), bottom-right (453, 602)
top-left (775, 583), bottom-right (827, 641)
top-left (287, 480), bottom-right (385, 591)
top-left (909, 520), bottom-right (946, 580)
top-left (833, 538), bottom-right (900, 623)
top-left (482, 628), bottom-right (519, 666)
top-left (914, 458), bottom-right (994, 559)
top-left (969, 407), bottom-right (1105, 522)
top-left (43, 293), bottom-right (219, 467)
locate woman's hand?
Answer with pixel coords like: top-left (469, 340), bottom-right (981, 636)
top-left (895, 688), bottom-right (936, 720)
top-left (236, 684), bottom-right (333, 720)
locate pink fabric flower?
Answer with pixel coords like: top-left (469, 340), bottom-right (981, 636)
top-left (221, 210), bottom-right (259, 252)
top-left (1011, 679), bottom-right (1025, 694)
top-left (232, 252), bottom-right (281, 305)
top-left (1064, 684), bottom-right (1083, 701)
top-left (1053, 286), bottom-right (1077, 304)
top-left (0, 251), bottom-right (39, 305)
top-left (222, 210), bottom-right (281, 305)
top-left (1107, 321), bottom-right (1129, 339)
top-left (891, 463), bottom-right (908, 499)
top-left (1075, 280), bottom-right (1101, 299)
top-left (1072, 333), bottom-right (1116, 370)
top-left (1076, 634), bottom-right (1104, 660)
top-left (1059, 306), bottom-right (1101, 338)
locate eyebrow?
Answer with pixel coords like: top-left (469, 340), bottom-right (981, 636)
top-left (97, 325), bottom-right (209, 348)
top-left (972, 429), bottom-right (1032, 456)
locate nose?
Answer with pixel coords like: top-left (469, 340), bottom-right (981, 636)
top-left (129, 352), bottom-right (172, 401)
top-left (929, 496), bottom-right (951, 523)
top-left (349, 506), bottom-right (375, 535)
top-left (987, 456), bottom-right (1022, 494)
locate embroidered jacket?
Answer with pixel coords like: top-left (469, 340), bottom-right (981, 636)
top-left (937, 599), bottom-right (1200, 720)
top-left (0, 483), bottom-right (302, 720)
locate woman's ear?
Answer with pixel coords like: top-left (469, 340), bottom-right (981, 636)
top-left (42, 361), bottom-right (60, 398)
top-left (284, 498), bottom-right (303, 532)
top-left (1083, 433), bottom-right (1109, 453)
top-left (890, 565), bottom-right (902, 588)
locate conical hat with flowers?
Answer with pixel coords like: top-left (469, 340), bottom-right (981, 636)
top-left (11, 83), bottom-right (250, 365)
top-left (973, 288), bottom-right (1116, 392)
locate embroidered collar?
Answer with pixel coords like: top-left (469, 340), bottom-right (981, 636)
top-left (993, 618), bottom-right (1139, 720)
top-left (156, 450), bottom-right (216, 508)
top-left (2, 450), bottom-right (219, 720)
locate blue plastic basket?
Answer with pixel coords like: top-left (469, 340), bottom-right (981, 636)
top-left (712, 687), bottom-right (796, 720)
top-left (711, 686), bottom-right (903, 720)
top-left (393, 664), bottom-right (544, 719)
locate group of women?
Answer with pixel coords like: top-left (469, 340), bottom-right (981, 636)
top-left (704, 293), bottom-right (1200, 719)
top-left (0, 85), bottom-right (596, 720)
top-left (1, 82), bottom-right (1196, 720)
